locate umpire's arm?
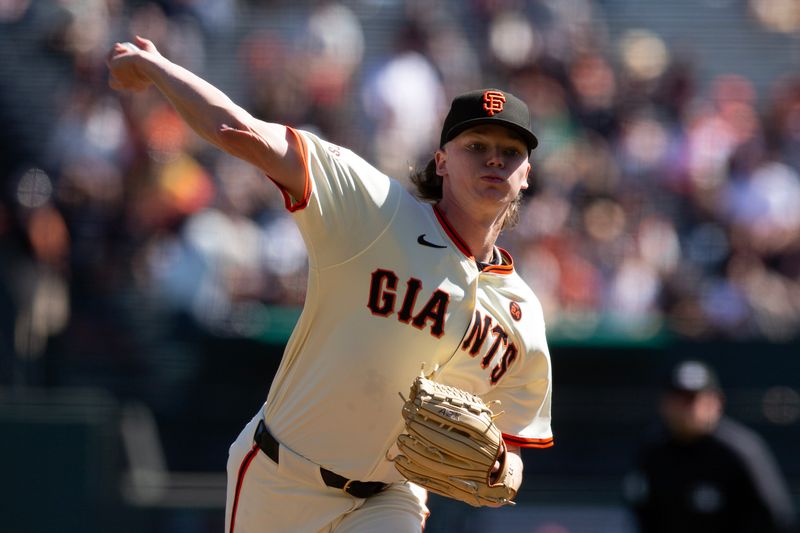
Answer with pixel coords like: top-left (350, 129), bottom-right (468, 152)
top-left (106, 36), bottom-right (305, 200)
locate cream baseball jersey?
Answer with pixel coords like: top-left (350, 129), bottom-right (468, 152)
top-left (262, 128), bottom-right (553, 484)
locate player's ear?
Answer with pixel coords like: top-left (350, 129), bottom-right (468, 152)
top-left (521, 162), bottom-right (531, 190)
top-left (434, 149), bottom-right (447, 177)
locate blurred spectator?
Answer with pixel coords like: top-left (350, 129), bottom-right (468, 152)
top-left (748, 0), bottom-right (800, 34)
top-left (623, 360), bottom-right (797, 533)
top-left (361, 19), bottom-right (446, 181)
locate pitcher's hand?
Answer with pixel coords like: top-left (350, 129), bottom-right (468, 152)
top-left (107, 36), bottom-right (161, 92)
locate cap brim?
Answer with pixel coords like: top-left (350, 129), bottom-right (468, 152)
top-left (444, 117), bottom-right (539, 151)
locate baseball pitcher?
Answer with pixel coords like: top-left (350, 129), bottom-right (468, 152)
top-left (108, 36), bottom-right (554, 533)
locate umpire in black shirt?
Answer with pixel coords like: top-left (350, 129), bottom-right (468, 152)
top-left (624, 360), bottom-right (797, 533)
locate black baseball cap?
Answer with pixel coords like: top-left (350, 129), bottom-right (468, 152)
top-left (440, 88), bottom-right (538, 151)
top-left (666, 360), bottom-right (721, 393)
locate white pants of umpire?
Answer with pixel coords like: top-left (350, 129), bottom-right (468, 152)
top-left (225, 410), bottom-right (429, 533)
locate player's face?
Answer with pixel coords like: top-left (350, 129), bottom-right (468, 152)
top-left (660, 390), bottom-right (723, 441)
top-left (435, 124), bottom-right (531, 221)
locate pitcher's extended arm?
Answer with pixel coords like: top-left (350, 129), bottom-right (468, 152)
top-left (107, 36), bottom-right (304, 199)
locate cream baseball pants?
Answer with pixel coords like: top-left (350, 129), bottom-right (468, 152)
top-left (225, 410), bottom-right (429, 533)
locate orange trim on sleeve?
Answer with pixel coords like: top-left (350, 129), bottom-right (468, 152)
top-left (266, 127), bottom-right (312, 212)
top-left (502, 433), bottom-right (554, 448)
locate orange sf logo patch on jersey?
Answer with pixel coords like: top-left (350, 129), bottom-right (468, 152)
top-left (509, 301), bottom-right (522, 321)
top-left (482, 90), bottom-right (506, 116)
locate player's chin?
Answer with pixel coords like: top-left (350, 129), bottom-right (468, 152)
top-left (478, 188), bottom-right (515, 207)
top-left (480, 178), bottom-right (518, 194)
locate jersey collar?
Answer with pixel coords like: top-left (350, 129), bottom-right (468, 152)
top-left (432, 204), bottom-right (515, 275)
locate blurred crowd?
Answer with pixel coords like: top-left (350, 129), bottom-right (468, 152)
top-left (2, 0), bottom-right (800, 381)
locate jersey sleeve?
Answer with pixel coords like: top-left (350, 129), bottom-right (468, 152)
top-left (491, 348), bottom-right (553, 448)
top-left (482, 295), bottom-right (554, 449)
top-left (269, 127), bottom-right (400, 267)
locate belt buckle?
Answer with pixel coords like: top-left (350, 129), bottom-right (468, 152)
top-left (342, 479), bottom-right (355, 496)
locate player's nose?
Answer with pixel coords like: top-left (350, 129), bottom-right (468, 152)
top-left (486, 147), bottom-right (505, 168)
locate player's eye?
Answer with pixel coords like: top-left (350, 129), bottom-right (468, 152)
top-left (466, 142), bottom-right (486, 152)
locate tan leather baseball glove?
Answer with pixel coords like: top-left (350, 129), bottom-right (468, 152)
top-left (393, 374), bottom-right (517, 507)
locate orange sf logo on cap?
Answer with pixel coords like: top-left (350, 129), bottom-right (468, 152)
top-left (482, 90), bottom-right (506, 116)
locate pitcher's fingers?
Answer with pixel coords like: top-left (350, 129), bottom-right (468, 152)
top-left (134, 36), bottom-right (155, 52)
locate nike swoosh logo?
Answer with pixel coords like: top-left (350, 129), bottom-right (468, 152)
top-left (417, 234), bottom-right (447, 249)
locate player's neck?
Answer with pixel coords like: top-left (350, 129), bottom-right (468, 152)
top-left (436, 200), bottom-right (503, 263)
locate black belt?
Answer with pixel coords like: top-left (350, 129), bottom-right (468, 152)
top-left (254, 420), bottom-right (387, 499)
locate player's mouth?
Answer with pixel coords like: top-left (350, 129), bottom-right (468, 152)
top-left (480, 174), bottom-right (506, 184)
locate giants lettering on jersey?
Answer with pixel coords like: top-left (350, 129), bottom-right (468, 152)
top-left (367, 269), bottom-right (449, 337)
top-left (461, 310), bottom-right (519, 384)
